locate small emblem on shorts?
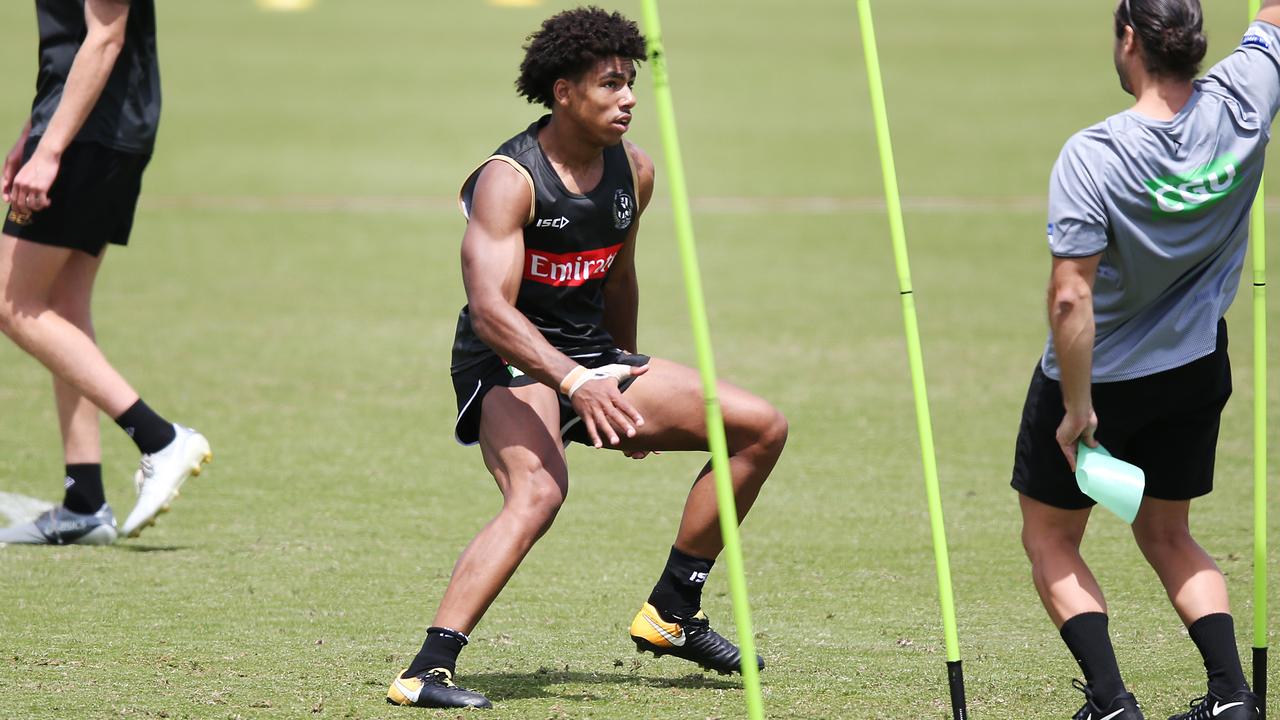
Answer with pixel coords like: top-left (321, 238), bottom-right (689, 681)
top-left (505, 363), bottom-right (525, 378)
top-left (613, 189), bottom-right (633, 230)
top-left (7, 209), bottom-right (32, 226)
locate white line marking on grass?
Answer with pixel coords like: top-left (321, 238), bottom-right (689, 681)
top-left (137, 194), bottom-right (1280, 216)
top-left (0, 492), bottom-right (54, 526)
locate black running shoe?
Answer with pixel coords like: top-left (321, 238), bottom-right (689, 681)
top-left (386, 668), bottom-right (492, 709)
top-left (629, 602), bottom-right (764, 675)
top-left (1071, 679), bottom-right (1145, 720)
top-left (1167, 689), bottom-right (1260, 720)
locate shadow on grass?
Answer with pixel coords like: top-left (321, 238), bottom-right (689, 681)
top-left (111, 543), bottom-right (188, 553)
top-left (468, 669), bottom-right (741, 703)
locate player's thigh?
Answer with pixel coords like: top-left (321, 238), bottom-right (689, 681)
top-left (49, 245), bottom-right (106, 320)
top-left (0, 234), bottom-right (72, 309)
top-left (619, 357), bottom-right (783, 452)
top-left (477, 381), bottom-right (570, 502)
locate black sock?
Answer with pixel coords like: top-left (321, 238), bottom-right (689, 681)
top-left (646, 546), bottom-right (715, 619)
top-left (1060, 612), bottom-right (1127, 706)
top-left (1188, 613), bottom-right (1249, 697)
top-left (405, 627), bottom-right (469, 677)
top-left (61, 463), bottom-right (104, 514)
top-left (113, 399), bottom-right (176, 455)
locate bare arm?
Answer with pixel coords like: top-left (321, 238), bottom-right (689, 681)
top-left (601, 142), bottom-right (655, 353)
top-left (1048, 254), bottom-right (1101, 470)
top-left (9, 0), bottom-right (130, 214)
top-left (462, 161), bottom-right (579, 388)
top-left (1261, 0), bottom-right (1280, 27)
top-left (462, 160), bottom-right (647, 447)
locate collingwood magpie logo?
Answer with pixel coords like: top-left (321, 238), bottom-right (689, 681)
top-left (613, 189), bottom-right (633, 230)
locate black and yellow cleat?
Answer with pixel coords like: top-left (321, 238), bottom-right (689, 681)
top-left (386, 668), bottom-right (492, 709)
top-left (628, 602), bottom-right (764, 675)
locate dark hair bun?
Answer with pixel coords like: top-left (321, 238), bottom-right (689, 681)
top-left (1118, 0), bottom-right (1208, 81)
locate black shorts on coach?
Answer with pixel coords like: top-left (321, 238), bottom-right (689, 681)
top-left (1011, 319), bottom-right (1232, 509)
top-left (451, 349), bottom-right (650, 446)
top-left (3, 139), bottom-right (150, 256)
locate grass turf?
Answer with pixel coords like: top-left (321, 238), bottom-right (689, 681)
top-left (0, 1), bottom-right (1277, 718)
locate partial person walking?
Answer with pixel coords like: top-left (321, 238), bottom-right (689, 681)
top-left (0, 0), bottom-right (211, 546)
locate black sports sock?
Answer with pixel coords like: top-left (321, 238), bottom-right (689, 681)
top-left (646, 545), bottom-right (715, 619)
top-left (1060, 612), bottom-right (1127, 707)
top-left (61, 463), bottom-right (104, 515)
top-left (405, 627), bottom-right (469, 677)
top-left (1188, 613), bottom-right (1249, 697)
top-left (113, 399), bottom-right (176, 455)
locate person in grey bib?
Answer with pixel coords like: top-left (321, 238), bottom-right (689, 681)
top-left (1010, 1), bottom-right (1280, 718)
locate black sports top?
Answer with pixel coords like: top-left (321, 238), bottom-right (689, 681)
top-left (30, 0), bottom-right (161, 155)
top-left (451, 116), bottom-right (638, 374)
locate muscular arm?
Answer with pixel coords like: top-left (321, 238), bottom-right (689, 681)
top-left (601, 142), bottom-right (655, 353)
top-left (1260, 0), bottom-right (1280, 27)
top-left (10, 0), bottom-right (130, 214)
top-left (462, 161), bottom-right (580, 388)
top-left (1048, 254), bottom-right (1101, 469)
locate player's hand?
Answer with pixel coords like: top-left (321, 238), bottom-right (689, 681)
top-left (1055, 406), bottom-right (1098, 472)
top-left (8, 147), bottom-right (60, 215)
top-left (1, 137), bottom-right (26, 203)
top-left (566, 363), bottom-right (648, 448)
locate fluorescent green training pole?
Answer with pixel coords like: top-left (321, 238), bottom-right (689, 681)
top-left (638, 2), bottom-right (763, 718)
top-left (856, 2), bottom-right (967, 717)
top-left (1250, 2), bottom-right (1270, 715)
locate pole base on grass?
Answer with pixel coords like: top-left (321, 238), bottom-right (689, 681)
top-left (947, 660), bottom-right (969, 720)
top-left (1255, 647), bottom-right (1267, 720)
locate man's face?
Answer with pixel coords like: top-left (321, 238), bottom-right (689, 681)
top-left (557, 56), bottom-right (637, 144)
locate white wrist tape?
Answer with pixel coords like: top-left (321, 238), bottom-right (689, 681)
top-left (563, 363), bottom-right (634, 399)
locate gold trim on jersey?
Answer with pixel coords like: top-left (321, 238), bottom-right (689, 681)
top-left (458, 154), bottom-right (537, 227)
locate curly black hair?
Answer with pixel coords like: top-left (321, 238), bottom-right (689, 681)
top-left (516, 7), bottom-right (647, 108)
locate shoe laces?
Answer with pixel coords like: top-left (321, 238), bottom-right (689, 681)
top-left (1181, 695), bottom-right (1209, 719)
top-left (135, 456), bottom-right (156, 493)
top-left (422, 668), bottom-right (457, 688)
top-left (1071, 679), bottom-right (1099, 720)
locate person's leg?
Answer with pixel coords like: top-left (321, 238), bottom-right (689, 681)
top-left (404, 382), bottom-right (568, 677)
top-left (619, 358), bottom-right (787, 561)
top-left (612, 358), bottom-right (786, 672)
top-left (1020, 494), bottom-right (1131, 707)
top-left (1132, 498), bottom-right (1248, 699)
top-left (0, 235), bottom-right (138, 417)
top-left (48, 246), bottom-right (106, 513)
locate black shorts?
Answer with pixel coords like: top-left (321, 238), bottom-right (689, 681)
top-left (1011, 319), bottom-right (1232, 509)
top-left (452, 349), bottom-right (650, 446)
top-left (3, 139), bottom-right (150, 257)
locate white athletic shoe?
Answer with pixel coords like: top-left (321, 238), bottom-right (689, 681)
top-left (120, 425), bottom-right (212, 539)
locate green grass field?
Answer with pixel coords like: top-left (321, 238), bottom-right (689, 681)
top-left (1, 1), bottom-right (1278, 718)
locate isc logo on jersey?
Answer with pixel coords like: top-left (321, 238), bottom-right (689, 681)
top-left (1144, 154), bottom-right (1242, 215)
top-left (535, 216), bottom-right (570, 229)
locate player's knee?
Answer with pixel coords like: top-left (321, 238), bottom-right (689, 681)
top-left (1021, 522), bottom-right (1080, 563)
top-left (0, 298), bottom-right (30, 338)
top-left (735, 397), bottom-right (788, 456)
top-left (504, 470), bottom-right (568, 532)
top-left (1132, 520), bottom-right (1192, 554)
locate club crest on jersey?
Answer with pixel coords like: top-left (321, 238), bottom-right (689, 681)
top-left (613, 189), bottom-right (634, 230)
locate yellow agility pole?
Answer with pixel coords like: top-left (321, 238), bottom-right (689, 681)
top-left (856, 1), bottom-right (968, 718)
top-left (638, 2), bottom-right (764, 718)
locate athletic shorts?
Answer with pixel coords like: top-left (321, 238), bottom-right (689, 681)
top-left (451, 349), bottom-right (650, 446)
top-left (1010, 319), bottom-right (1232, 509)
top-left (3, 139), bottom-right (150, 256)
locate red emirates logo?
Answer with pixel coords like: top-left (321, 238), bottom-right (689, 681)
top-left (524, 243), bottom-right (623, 287)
